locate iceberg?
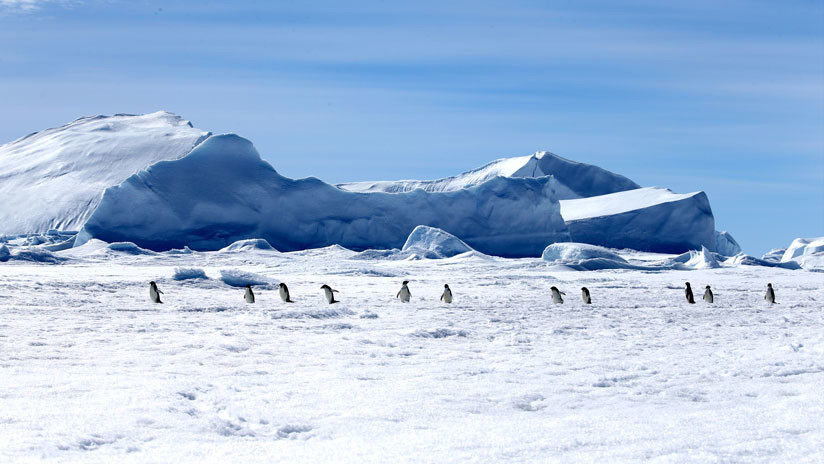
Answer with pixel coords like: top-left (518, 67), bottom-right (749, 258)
top-left (559, 188), bottom-right (717, 254)
top-left (0, 112), bottom-right (210, 235)
top-left (77, 134), bottom-right (570, 257)
top-left (338, 150), bottom-right (640, 199)
top-left (781, 237), bottom-right (824, 271)
top-left (401, 225), bottom-right (474, 258)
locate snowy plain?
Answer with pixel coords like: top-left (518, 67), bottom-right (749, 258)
top-left (1, 246), bottom-right (822, 463)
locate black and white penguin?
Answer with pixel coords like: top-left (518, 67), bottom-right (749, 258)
top-left (440, 284), bottom-right (453, 303)
top-left (244, 284), bottom-right (255, 304)
top-left (703, 285), bottom-right (713, 303)
top-left (581, 287), bottom-right (591, 304)
top-left (396, 280), bottom-right (411, 303)
top-left (550, 286), bottom-right (564, 304)
top-left (684, 282), bottom-right (695, 304)
top-left (765, 283), bottom-right (776, 304)
top-left (321, 284), bottom-right (339, 304)
top-left (149, 281), bottom-right (163, 304)
top-left (279, 283), bottom-right (293, 303)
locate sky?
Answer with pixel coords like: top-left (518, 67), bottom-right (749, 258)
top-left (0, 0), bottom-right (822, 255)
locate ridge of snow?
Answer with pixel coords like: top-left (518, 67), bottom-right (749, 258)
top-left (337, 151), bottom-right (640, 199)
top-left (401, 225), bottom-right (475, 258)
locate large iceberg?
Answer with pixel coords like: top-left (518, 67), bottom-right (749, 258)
top-left (781, 237), bottom-right (824, 271)
top-left (77, 135), bottom-right (570, 257)
top-left (339, 151), bottom-right (640, 199)
top-left (0, 112), bottom-right (210, 234)
top-left (559, 187), bottom-right (717, 254)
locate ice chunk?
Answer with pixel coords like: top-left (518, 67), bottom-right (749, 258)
top-left (173, 267), bottom-right (208, 280)
top-left (713, 230), bottom-right (741, 256)
top-left (219, 269), bottom-right (278, 288)
top-left (219, 239), bottom-right (277, 252)
top-left (0, 244), bottom-right (10, 262)
top-left (401, 225), bottom-right (474, 258)
top-left (781, 237), bottom-right (824, 271)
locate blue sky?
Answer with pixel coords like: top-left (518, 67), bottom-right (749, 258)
top-left (1, 0), bottom-right (822, 255)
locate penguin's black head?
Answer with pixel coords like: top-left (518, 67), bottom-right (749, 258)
top-left (685, 282), bottom-right (691, 286)
top-left (246, 284), bottom-right (252, 289)
top-left (444, 284), bottom-right (449, 288)
top-left (581, 287), bottom-right (588, 290)
top-left (706, 285), bottom-right (711, 288)
top-left (767, 283), bottom-right (773, 287)
top-left (150, 281), bottom-right (156, 286)
top-left (320, 284), bottom-right (327, 289)
top-left (279, 283), bottom-right (286, 288)
top-left (402, 280), bottom-right (409, 285)
top-left (551, 286), bottom-right (558, 290)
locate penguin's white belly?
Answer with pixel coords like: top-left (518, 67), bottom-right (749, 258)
top-left (323, 287), bottom-right (334, 303)
top-left (703, 290), bottom-right (713, 303)
top-left (279, 287), bottom-right (289, 302)
top-left (442, 290), bottom-right (452, 303)
top-left (149, 288), bottom-right (160, 303)
top-left (244, 289), bottom-right (255, 303)
top-left (398, 286), bottom-right (411, 302)
top-left (552, 291), bottom-right (563, 304)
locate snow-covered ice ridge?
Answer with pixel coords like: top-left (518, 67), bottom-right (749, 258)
top-left (0, 111), bottom-right (210, 234)
top-left (1, 244), bottom-right (822, 461)
top-left (2, 111), bottom-right (737, 255)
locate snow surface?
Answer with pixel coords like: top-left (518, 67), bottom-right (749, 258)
top-left (1, 246), bottom-right (822, 462)
top-left (77, 134), bottom-right (570, 257)
top-left (559, 187), bottom-right (717, 253)
top-left (402, 225), bottom-right (474, 258)
top-left (0, 112), bottom-right (210, 234)
top-left (338, 151), bottom-right (640, 199)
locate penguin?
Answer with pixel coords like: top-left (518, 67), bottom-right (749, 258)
top-left (684, 282), bottom-right (695, 304)
top-left (320, 284), bottom-right (339, 304)
top-left (550, 286), bottom-right (564, 304)
top-left (244, 284), bottom-right (255, 304)
top-left (703, 285), bottom-right (713, 303)
top-left (440, 284), bottom-right (453, 303)
top-left (278, 282), bottom-right (293, 303)
top-left (396, 280), bottom-right (411, 303)
top-left (765, 283), bottom-right (776, 304)
top-left (581, 287), bottom-right (591, 304)
top-left (149, 281), bottom-right (163, 304)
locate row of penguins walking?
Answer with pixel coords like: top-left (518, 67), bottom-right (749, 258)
top-left (149, 280), bottom-right (779, 305)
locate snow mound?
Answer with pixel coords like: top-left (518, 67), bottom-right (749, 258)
top-left (7, 247), bottom-right (65, 263)
top-left (677, 246), bottom-right (722, 270)
top-left (401, 225), bottom-right (474, 258)
top-left (0, 111), bottom-right (210, 234)
top-left (219, 269), bottom-right (278, 288)
top-left (723, 254), bottom-right (801, 270)
top-left (77, 134), bottom-right (570, 257)
top-left (560, 187), bottom-right (718, 254)
top-left (219, 239), bottom-right (277, 252)
top-left (107, 242), bottom-right (154, 255)
top-left (173, 267), bottom-right (208, 280)
top-left (542, 242), bottom-right (627, 262)
top-left (781, 237), bottom-right (824, 270)
top-left (338, 151), bottom-right (640, 199)
top-left (540, 242), bottom-right (659, 271)
top-left (761, 248), bottom-right (787, 263)
top-left (271, 308), bottom-right (356, 320)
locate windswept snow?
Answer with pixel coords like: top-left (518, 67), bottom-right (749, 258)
top-left (77, 134), bottom-right (570, 257)
top-left (0, 246), bottom-right (822, 462)
top-left (219, 239), bottom-right (278, 252)
top-left (338, 151), bottom-right (640, 199)
top-left (0, 112), bottom-right (210, 234)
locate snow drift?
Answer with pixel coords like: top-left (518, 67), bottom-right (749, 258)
top-left (540, 242), bottom-right (659, 271)
top-left (77, 135), bottom-right (570, 257)
top-left (0, 112), bottom-right (210, 234)
top-left (338, 150), bottom-right (640, 199)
